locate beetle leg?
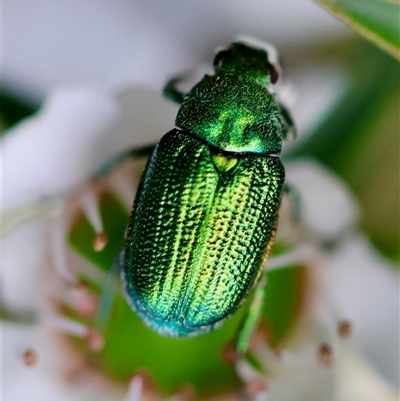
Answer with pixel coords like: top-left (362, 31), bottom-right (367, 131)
top-left (235, 244), bottom-right (314, 354)
top-left (235, 275), bottom-right (267, 355)
top-left (163, 75), bottom-right (188, 104)
top-left (92, 143), bottom-right (156, 179)
top-left (283, 183), bottom-right (302, 223)
top-left (279, 103), bottom-right (297, 141)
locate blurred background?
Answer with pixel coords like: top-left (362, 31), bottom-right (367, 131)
top-left (3, 0), bottom-right (350, 98)
top-left (2, 0), bottom-right (399, 400)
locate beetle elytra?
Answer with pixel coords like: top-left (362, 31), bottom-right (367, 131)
top-left (117, 40), bottom-right (296, 344)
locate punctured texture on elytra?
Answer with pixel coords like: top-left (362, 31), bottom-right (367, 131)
top-left (124, 129), bottom-right (284, 336)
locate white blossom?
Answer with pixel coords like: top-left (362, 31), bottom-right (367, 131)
top-left (2, 84), bottom-right (398, 400)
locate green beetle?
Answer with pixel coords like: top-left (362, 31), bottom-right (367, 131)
top-left (122, 40), bottom-right (295, 340)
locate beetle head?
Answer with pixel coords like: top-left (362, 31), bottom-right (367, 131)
top-left (213, 42), bottom-right (280, 86)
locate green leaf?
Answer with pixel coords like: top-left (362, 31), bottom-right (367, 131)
top-left (287, 44), bottom-right (400, 262)
top-left (315, 0), bottom-right (400, 60)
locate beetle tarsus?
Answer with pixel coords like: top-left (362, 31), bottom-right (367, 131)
top-left (279, 103), bottom-right (297, 141)
top-left (235, 276), bottom-right (267, 355)
top-left (163, 76), bottom-right (187, 104)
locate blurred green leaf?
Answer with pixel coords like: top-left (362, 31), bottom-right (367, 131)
top-left (0, 91), bottom-right (38, 132)
top-left (287, 44), bottom-right (399, 262)
top-left (315, 0), bottom-right (400, 60)
top-left (262, 264), bottom-right (306, 346)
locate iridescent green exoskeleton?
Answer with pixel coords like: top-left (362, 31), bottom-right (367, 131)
top-left (122, 41), bottom-right (295, 344)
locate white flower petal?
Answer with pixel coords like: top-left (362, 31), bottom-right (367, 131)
top-left (326, 235), bottom-right (400, 389)
top-left (335, 342), bottom-right (399, 401)
top-left (102, 85), bottom-right (178, 157)
top-left (236, 304), bottom-right (338, 401)
top-left (286, 65), bottom-right (349, 141)
top-left (267, 311), bottom-right (338, 401)
top-left (285, 159), bottom-right (360, 240)
top-left (1, 85), bottom-right (177, 312)
top-left (2, 88), bottom-right (118, 211)
top-left (1, 219), bottom-right (48, 311)
top-left (266, 348), bottom-right (336, 401)
top-left (2, 322), bottom-right (120, 401)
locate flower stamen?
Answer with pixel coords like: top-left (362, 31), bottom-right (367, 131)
top-left (265, 244), bottom-right (316, 271)
top-left (245, 379), bottom-right (268, 398)
top-left (124, 375), bottom-right (143, 401)
top-left (86, 327), bottom-right (104, 351)
top-left (318, 343), bottom-right (333, 367)
top-left (80, 190), bottom-right (108, 251)
top-left (23, 348), bottom-right (37, 366)
top-left (93, 231), bottom-right (108, 252)
top-left (338, 320), bottom-right (351, 338)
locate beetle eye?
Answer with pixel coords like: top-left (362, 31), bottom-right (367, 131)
top-left (213, 50), bottom-right (231, 68)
